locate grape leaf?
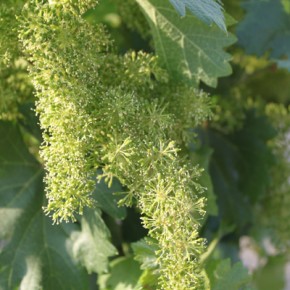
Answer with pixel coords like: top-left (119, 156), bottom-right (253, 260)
top-left (208, 111), bottom-right (275, 230)
top-left (132, 238), bottom-right (159, 270)
top-left (206, 259), bottom-right (252, 290)
top-left (98, 256), bottom-right (142, 290)
top-left (208, 129), bottom-right (252, 230)
top-left (229, 112), bottom-right (275, 203)
top-left (136, 0), bottom-right (236, 87)
top-left (70, 207), bottom-right (118, 274)
top-left (94, 168), bottom-right (126, 220)
top-left (237, 0), bottom-right (290, 71)
top-left (0, 122), bottom-right (87, 290)
top-left (169, 0), bottom-right (226, 32)
top-left (190, 146), bottom-right (218, 216)
top-left (131, 238), bottom-right (159, 288)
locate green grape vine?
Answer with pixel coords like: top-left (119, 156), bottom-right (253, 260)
top-left (19, 1), bottom-right (212, 288)
top-left (1, 0), bottom-right (290, 289)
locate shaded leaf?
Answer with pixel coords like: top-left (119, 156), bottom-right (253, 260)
top-left (208, 111), bottom-right (275, 229)
top-left (245, 68), bottom-right (290, 105)
top-left (94, 168), bottom-right (126, 220)
top-left (136, 0), bottom-right (236, 87)
top-left (132, 238), bottom-right (159, 288)
top-left (237, 0), bottom-right (290, 71)
top-left (98, 256), bottom-right (142, 290)
top-left (19, 102), bottom-right (42, 141)
top-left (206, 259), bottom-right (252, 290)
top-left (70, 207), bottom-right (118, 274)
top-left (229, 112), bottom-right (275, 203)
top-left (132, 238), bottom-right (159, 270)
top-left (208, 129), bottom-right (252, 229)
top-left (121, 208), bottom-right (148, 243)
top-left (190, 146), bottom-right (218, 216)
top-left (0, 122), bottom-right (87, 290)
top-left (169, 0), bottom-right (226, 31)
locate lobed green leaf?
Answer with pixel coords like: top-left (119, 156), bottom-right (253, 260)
top-left (169, 0), bottom-right (227, 32)
top-left (206, 259), bottom-right (252, 290)
top-left (0, 122), bottom-right (88, 290)
top-left (237, 0), bottom-right (290, 71)
top-left (136, 0), bottom-right (236, 87)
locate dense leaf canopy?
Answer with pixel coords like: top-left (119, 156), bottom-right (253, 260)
top-left (0, 0), bottom-right (289, 289)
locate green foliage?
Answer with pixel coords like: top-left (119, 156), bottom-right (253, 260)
top-left (207, 107), bottom-right (276, 233)
top-left (98, 256), bottom-right (142, 290)
top-left (1, 0), bottom-right (290, 289)
top-left (132, 238), bottom-right (159, 288)
top-left (253, 255), bottom-right (286, 290)
top-left (237, 0), bottom-right (290, 70)
top-left (229, 112), bottom-right (275, 203)
top-left (206, 259), bottom-right (252, 290)
top-left (18, 1), bottom-right (212, 288)
top-left (208, 129), bottom-right (253, 229)
top-left (0, 122), bottom-right (88, 290)
top-left (132, 238), bottom-right (159, 271)
top-left (169, 0), bottom-right (226, 31)
top-left (190, 147), bottom-right (217, 216)
top-left (70, 207), bottom-right (117, 274)
top-left (254, 104), bottom-right (290, 250)
top-left (136, 0), bottom-right (236, 87)
top-left (93, 169), bottom-right (127, 220)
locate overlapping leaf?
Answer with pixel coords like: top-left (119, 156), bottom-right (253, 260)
top-left (94, 169), bottom-right (126, 220)
top-left (190, 146), bottom-right (217, 216)
top-left (208, 129), bottom-right (252, 229)
top-left (70, 207), bottom-right (118, 274)
top-left (132, 238), bottom-right (159, 271)
top-left (206, 259), bottom-right (252, 290)
top-left (136, 0), bottom-right (236, 87)
top-left (0, 122), bottom-right (119, 289)
top-left (131, 238), bottom-right (159, 288)
top-left (237, 0), bottom-right (290, 71)
top-left (0, 122), bottom-right (87, 290)
top-left (208, 111), bottom-right (275, 230)
top-left (229, 112), bottom-right (275, 203)
top-left (169, 0), bottom-right (226, 31)
top-left (98, 256), bottom-right (142, 290)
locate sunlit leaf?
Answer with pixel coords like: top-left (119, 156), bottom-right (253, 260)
top-left (169, 0), bottom-right (226, 31)
top-left (0, 122), bottom-right (87, 290)
top-left (136, 0), bottom-right (236, 87)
